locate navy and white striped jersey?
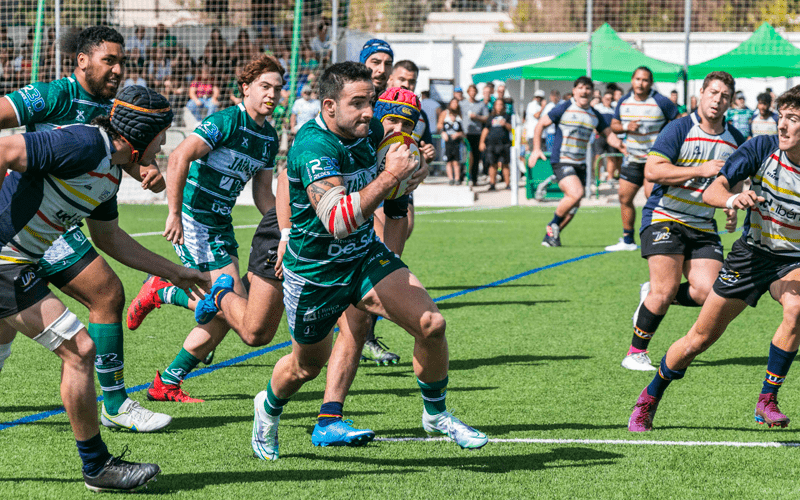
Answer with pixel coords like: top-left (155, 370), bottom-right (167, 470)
top-left (721, 135), bottom-right (800, 257)
top-left (751, 112), bottom-right (779, 138)
top-left (547, 98), bottom-right (608, 165)
top-left (642, 111), bottom-right (746, 233)
top-left (614, 90), bottom-right (677, 163)
top-left (0, 125), bottom-right (120, 265)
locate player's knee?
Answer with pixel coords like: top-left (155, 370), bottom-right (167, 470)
top-left (239, 326), bottom-right (278, 347)
top-left (90, 273), bottom-right (126, 317)
top-left (782, 299), bottom-right (800, 333)
top-left (293, 355), bottom-right (326, 381)
top-left (419, 311), bottom-right (446, 340)
top-left (649, 286), bottom-right (679, 310)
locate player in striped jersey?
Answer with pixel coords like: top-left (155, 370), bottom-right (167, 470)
top-left (751, 92), bottom-right (779, 138)
top-left (0, 86), bottom-right (207, 491)
top-left (0, 26), bottom-right (173, 433)
top-left (605, 67), bottom-right (678, 252)
top-left (630, 84), bottom-right (800, 431)
top-left (529, 76), bottom-right (626, 246)
top-left (622, 71), bottom-right (745, 372)
top-left (140, 55), bottom-right (281, 403)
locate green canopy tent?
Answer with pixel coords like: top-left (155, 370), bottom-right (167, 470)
top-left (688, 23), bottom-right (800, 79)
top-left (521, 23), bottom-right (683, 82)
top-left (471, 41), bottom-right (577, 83)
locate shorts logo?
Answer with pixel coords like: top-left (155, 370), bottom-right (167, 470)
top-left (19, 270), bottom-right (37, 288)
top-left (379, 259), bottom-right (390, 266)
top-left (718, 267), bottom-right (740, 285)
top-left (653, 226), bottom-right (671, 243)
top-left (303, 325), bottom-right (315, 337)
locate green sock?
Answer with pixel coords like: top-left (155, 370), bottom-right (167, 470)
top-left (418, 376), bottom-right (448, 415)
top-left (88, 323), bottom-right (127, 415)
top-left (162, 348), bottom-right (201, 385)
top-left (157, 286), bottom-right (190, 309)
top-left (265, 380), bottom-right (290, 417)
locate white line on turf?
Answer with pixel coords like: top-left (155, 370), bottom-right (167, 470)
top-left (374, 437), bottom-right (800, 448)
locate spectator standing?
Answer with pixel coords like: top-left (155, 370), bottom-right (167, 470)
top-left (440, 98), bottom-right (464, 185)
top-left (420, 90), bottom-right (441, 133)
top-left (541, 89), bottom-right (560, 152)
top-left (480, 98), bottom-right (512, 190)
top-left (187, 59), bottom-right (221, 121)
top-left (310, 20), bottom-right (331, 65)
top-left (751, 92), bottom-right (779, 137)
top-left (204, 28), bottom-right (230, 69)
top-left (453, 86), bottom-right (463, 102)
top-left (524, 89), bottom-right (545, 150)
top-left (593, 89), bottom-right (621, 183)
top-left (127, 26), bottom-right (149, 65)
top-left (230, 29), bottom-right (258, 69)
top-left (123, 60), bottom-right (147, 88)
top-left (147, 45), bottom-right (171, 88)
top-left (670, 90), bottom-right (687, 115)
top-left (496, 83), bottom-right (513, 115)
top-left (290, 85), bottom-right (320, 133)
top-left (462, 84), bottom-right (488, 187)
top-left (725, 91), bottom-right (752, 139)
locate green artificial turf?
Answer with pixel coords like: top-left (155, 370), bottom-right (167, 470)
top-left (1, 205), bottom-right (797, 499)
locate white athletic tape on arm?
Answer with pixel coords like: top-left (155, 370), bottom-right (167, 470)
top-left (280, 228), bottom-right (291, 242)
top-left (315, 185), bottom-right (365, 239)
top-left (34, 308), bottom-right (84, 351)
top-left (726, 194), bottom-right (738, 209)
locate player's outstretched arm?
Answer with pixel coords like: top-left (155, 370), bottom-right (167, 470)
top-left (87, 217), bottom-right (210, 298)
top-left (121, 161), bottom-right (166, 193)
top-left (164, 134), bottom-right (211, 245)
top-left (703, 175), bottom-right (764, 210)
top-left (645, 155), bottom-right (724, 186)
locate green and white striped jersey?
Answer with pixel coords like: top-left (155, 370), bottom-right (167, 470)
top-left (183, 102), bottom-right (279, 226)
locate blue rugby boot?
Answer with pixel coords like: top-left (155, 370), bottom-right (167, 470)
top-left (195, 274), bottom-right (234, 325)
top-left (312, 419), bottom-right (375, 447)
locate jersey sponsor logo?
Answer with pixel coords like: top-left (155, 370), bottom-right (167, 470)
top-left (18, 85), bottom-right (46, 114)
top-left (220, 176), bottom-right (234, 190)
top-left (198, 122), bottom-right (223, 144)
top-left (230, 155), bottom-right (261, 174)
top-left (211, 201), bottom-right (232, 216)
top-left (99, 189), bottom-right (112, 201)
top-left (327, 232), bottom-right (372, 257)
top-left (653, 226), bottom-right (671, 243)
top-left (766, 199), bottom-right (798, 221)
top-left (55, 209), bottom-right (83, 227)
top-left (718, 267), bottom-right (740, 285)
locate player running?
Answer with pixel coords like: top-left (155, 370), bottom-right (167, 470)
top-left (629, 84), bottom-right (800, 431)
top-left (0, 26), bottom-right (172, 432)
top-left (132, 55), bottom-right (282, 403)
top-left (605, 67), bottom-right (678, 252)
top-left (528, 76), bottom-right (626, 247)
top-left (0, 85), bottom-right (207, 492)
top-left (621, 71), bottom-right (745, 371)
top-left (242, 62), bottom-right (486, 459)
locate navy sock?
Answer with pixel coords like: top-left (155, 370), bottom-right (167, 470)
top-left (762, 343), bottom-right (798, 394)
top-left (76, 433), bottom-right (112, 476)
top-left (674, 282), bottom-right (701, 307)
top-left (318, 401), bottom-right (344, 427)
top-left (646, 356), bottom-right (686, 399)
top-left (623, 229), bottom-right (635, 245)
top-left (632, 304), bottom-right (665, 351)
top-left (549, 213), bottom-right (564, 227)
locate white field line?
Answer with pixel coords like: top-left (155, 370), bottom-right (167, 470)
top-left (375, 437), bottom-right (800, 448)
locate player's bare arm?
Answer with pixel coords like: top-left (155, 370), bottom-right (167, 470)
top-left (602, 127), bottom-right (627, 154)
top-left (703, 175), bottom-right (764, 210)
top-left (120, 160), bottom-right (166, 193)
top-left (252, 169), bottom-right (275, 215)
top-left (87, 217), bottom-right (210, 298)
top-left (163, 134), bottom-right (212, 244)
top-left (274, 169), bottom-right (290, 279)
top-left (0, 96), bottom-right (21, 129)
top-left (645, 155), bottom-right (724, 185)
top-left (529, 115), bottom-right (551, 164)
top-left (0, 134), bottom-right (28, 183)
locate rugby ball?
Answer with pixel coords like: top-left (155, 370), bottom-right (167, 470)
top-left (376, 131), bottom-right (421, 200)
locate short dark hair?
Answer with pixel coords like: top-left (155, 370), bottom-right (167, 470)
top-left (757, 92), bottom-right (772, 106)
top-left (420, 90), bottom-right (430, 99)
top-left (550, 89), bottom-right (560, 96)
top-left (633, 66), bottom-right (653, 82)
top-left (75, 26), bottom-right (124, 57)
top-left (701, 71), bottom-right (735, 95)
top-left (670, 90), bottom-right (679, 95)
top-left (319, 62), bottom-right (373, 102)
top-left (603, 89), bottom-right (613, 97)
top-left (485, 82), bottom-right (495, 89)
top-left (574, 76), bottom-right (594, 90)
top-left (392, 59), bottom-right (418, 77)
top-left (776, 85), bottom-right (800, 112)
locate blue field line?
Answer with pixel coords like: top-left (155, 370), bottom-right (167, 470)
top-left (0, 250), bottom-right (609, 432)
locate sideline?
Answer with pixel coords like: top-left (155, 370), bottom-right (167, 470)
top-left (0, 250), bottom-right (607, 432)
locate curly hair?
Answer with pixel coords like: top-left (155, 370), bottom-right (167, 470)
top-left (237, 54), bottom-right (285, 91)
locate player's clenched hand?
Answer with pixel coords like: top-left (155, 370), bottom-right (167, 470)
top-left (163, 213), bottom-right (184, 245)
top-left (724, 208), bottom-right (738, 233)
top-left (528, 148), bottom-right (546, 165)
top-left (385, 142), bottom-right (416, 180)
top-left (626, 120), bottom-right (640, 133)
top-left (274, 240), bottom-right (287, 280)
top-left (419, 141), bottom-right (435, 162)
top-left (729, 191), bottom-right (765, 210)
top-left (405, 157), bottom-right (429, 194)
top-left (167, 268), bottom-right (210, 300)
top-left (698, 159), bottom-right (725, 178)
top-left (141, 167), bottom-right (166, 193)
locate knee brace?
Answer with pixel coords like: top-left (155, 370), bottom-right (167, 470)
top-left (33, 309), bottom-right (84, 351)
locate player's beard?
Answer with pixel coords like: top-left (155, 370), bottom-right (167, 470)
top-left (85, 64), bottom-right (119, 99)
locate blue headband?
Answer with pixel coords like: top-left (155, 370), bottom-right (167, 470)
top-left (359, 39), bottom-right (393, 64)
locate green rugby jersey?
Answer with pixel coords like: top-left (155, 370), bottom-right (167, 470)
top-left (5, 75), bottom-right (112, 132)
top-left (284, 114), bottom-right (385, 286)
top-left (183, 102), bottom-right (279, 226)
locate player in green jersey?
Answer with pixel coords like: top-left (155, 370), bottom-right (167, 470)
top-left (244, 62), bottom-right (486, 459)
top-left (0, 26), bottom-right (173, 432)
top-left (138, 55), bottom-right (283, 403)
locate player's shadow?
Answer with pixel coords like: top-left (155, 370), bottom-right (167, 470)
top-left (152, 468), bottom-right (401, 491)
top-left (164, 414), bottom-right (254, 431)
top-left (437, 300), bottom-right (568, 310)
top-left (427, 284), bottom-right (555, 291)
top-left (0, 404), bottom-right (64, 413)
top-left (292, 447), bottom-right (623, 473)
top-left (381, 422), bottom-right (621, 437)
top-left (448, 354), bottom-right (591, 371)
top-left (692, 356), bottom-right (768, 367)
top-left (289, 386), bottom-right (495, 403)
top-left (199, 393), bottom-right (253, 402)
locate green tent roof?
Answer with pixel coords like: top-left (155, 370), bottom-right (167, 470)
top-left (471, 41), bottom-right (577, 83)
top-left (521, 23), bottom-right (683, 82)
top-left (687, 23), bottom-right (800, 79)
